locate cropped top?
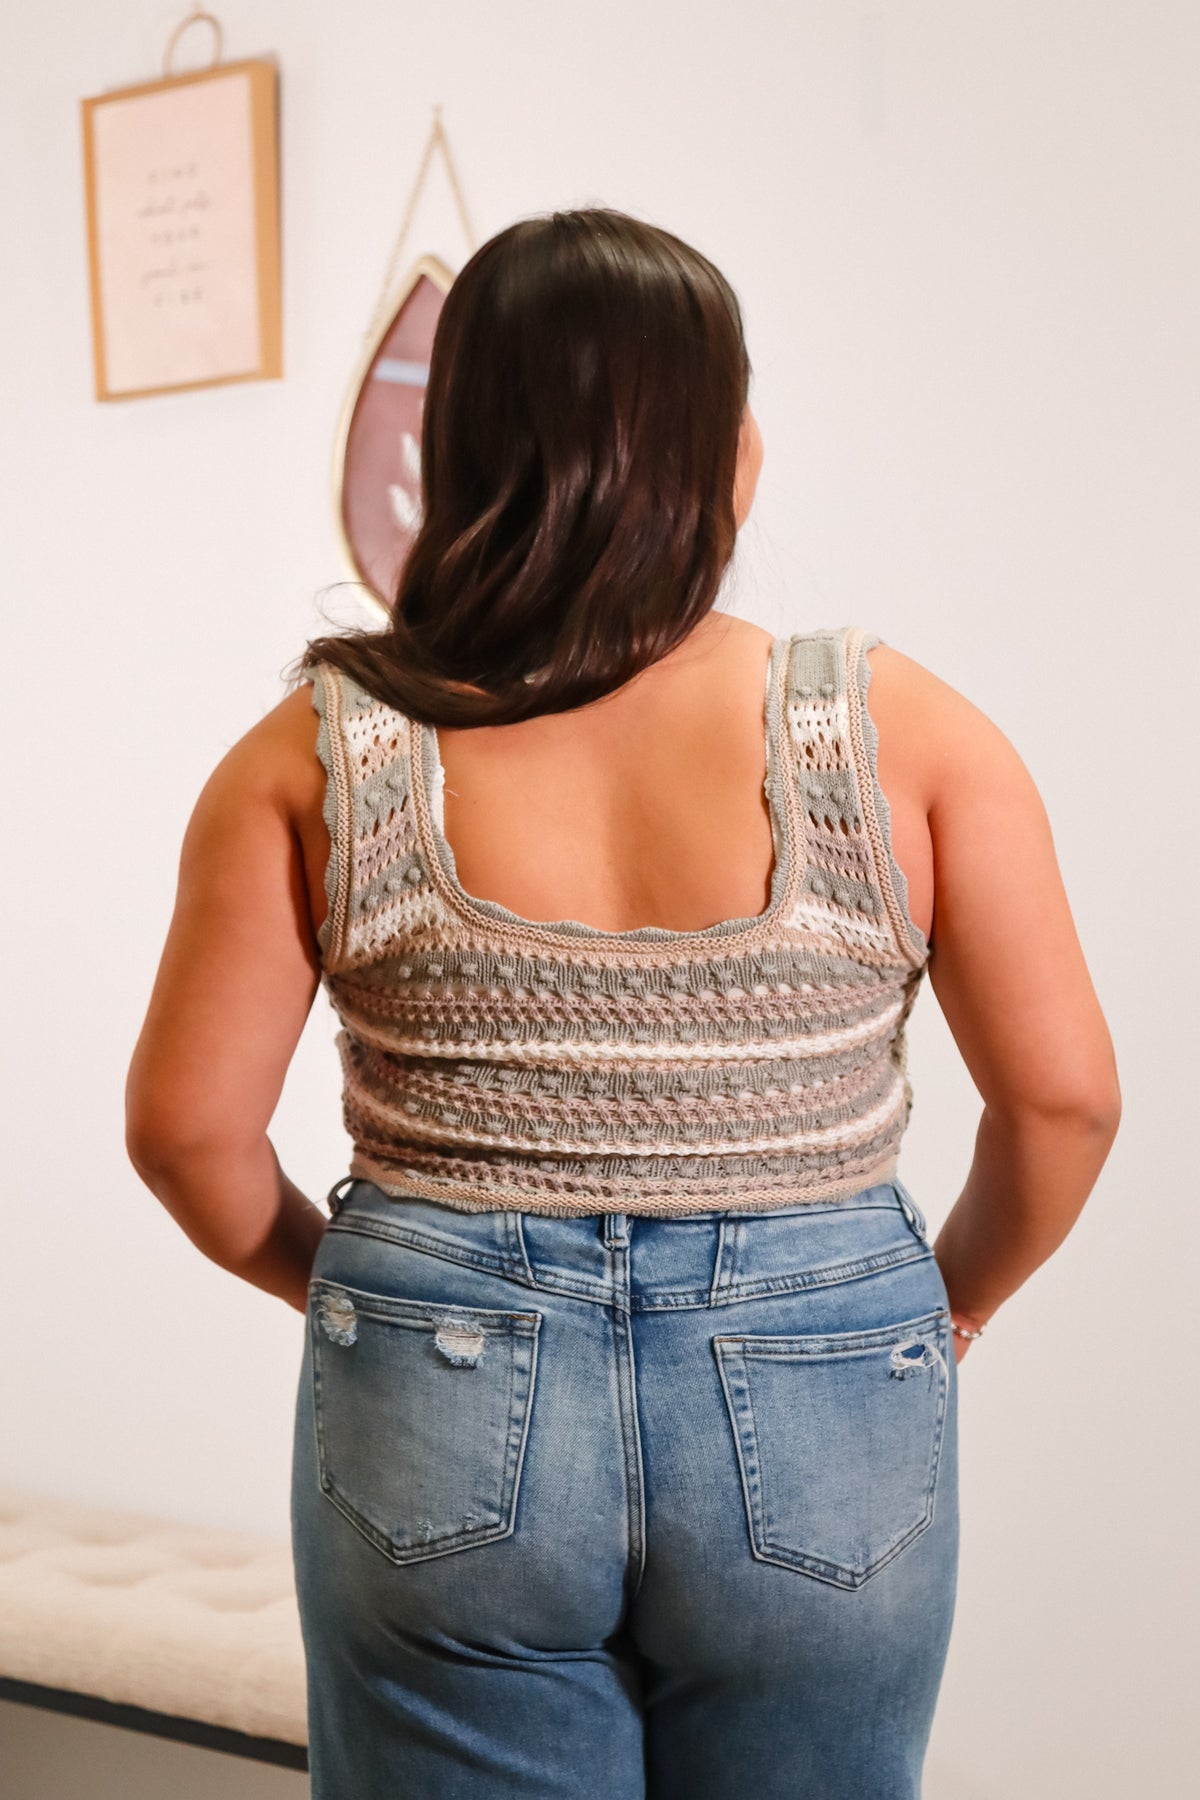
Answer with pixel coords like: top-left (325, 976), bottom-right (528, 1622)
top-left (308, 625), bottom-right (930, 1217)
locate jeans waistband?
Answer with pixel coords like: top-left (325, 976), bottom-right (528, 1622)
top-left (321, 1177), bottom-right (933, 1311)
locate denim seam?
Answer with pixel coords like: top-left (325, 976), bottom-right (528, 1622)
top-left (720, 1198), bottom-right (909, 1223)
top-left (711, 1305), bottom-right (949, 1356)
top-left (628, 1242), bottom-right (934, 1312)
top-left (704, 1242), bottom-right (934, 1305)
top-left (325, 1218), bottom-right (530, 1283)
top-left (508, 1325), bottom-right (540, 1552)
top-left (326, 1218), bottom-right (626, 1306)
top-left (714, 1345), bottom-right (764, 1584)
top-left (612, 1294), bottom-right (647, 1608)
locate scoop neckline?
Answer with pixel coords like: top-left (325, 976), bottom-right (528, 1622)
top-left (409, 633), bottom-right (801, 950)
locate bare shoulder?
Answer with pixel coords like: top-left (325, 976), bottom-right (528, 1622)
top-left (267, 678), bottom-right (325, 788)
top-left (181, 679), bottom-right (330, 938)
top-left (208, 680), bottom-right (324, 820)
top-left (863, 638), bottom-right (1121, 1117)
top-left (862, 639), bottom-right (1039, 815)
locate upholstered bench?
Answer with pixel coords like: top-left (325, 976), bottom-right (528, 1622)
top-left (0, 1487), bottom-right (308, 1770)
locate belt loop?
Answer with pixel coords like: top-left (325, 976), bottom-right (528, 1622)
top-left (893, 1178), bottom-right (927, 1240)
top-left (601, 1211), bottom-right (629, 1248)
top-left (502, 1211), bottom-right (534, 1282)
top-left (709, 1217), bottom-right (740, 1305)
top-left (326, 1176), bottom-right (357, 1218)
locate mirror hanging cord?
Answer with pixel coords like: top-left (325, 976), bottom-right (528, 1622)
top-left (366, 103), bottom-right (478, 343)
top-left (163, 6), bottom-right (225, 77)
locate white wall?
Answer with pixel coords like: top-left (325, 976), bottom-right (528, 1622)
top-left (3, 4), bottom-right (1195, 1796)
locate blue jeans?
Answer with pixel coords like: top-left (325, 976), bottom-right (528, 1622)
top-left (290, 1178), bottom-right (959, 1798)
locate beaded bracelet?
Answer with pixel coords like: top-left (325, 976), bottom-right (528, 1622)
top-left (951, 1319), bottom-right (986, 1340)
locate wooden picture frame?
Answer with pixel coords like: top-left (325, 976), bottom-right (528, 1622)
top-left (80, 58), bottom-right (281, 401)
top-left (331, 254), bottom-right (456, 617)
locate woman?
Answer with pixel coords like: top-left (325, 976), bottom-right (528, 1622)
top-left (126, 208), bottom-right (1121, 1798)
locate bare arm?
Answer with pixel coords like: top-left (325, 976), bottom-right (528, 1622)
top-left (894, 651), bottom-right (1122, 1350)
top-left (125, 689), bottom-right (330, 1314)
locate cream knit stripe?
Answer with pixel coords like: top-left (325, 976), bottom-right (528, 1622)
top-left (342, 889), bottom-right (450, 969)
top-left (783, 896), bottom-right (903, 962)
top-left (341, 703), bottom-right (412, 778)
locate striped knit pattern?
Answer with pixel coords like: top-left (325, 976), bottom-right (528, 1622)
top-left (309, 625), bottom-right (930, 1216)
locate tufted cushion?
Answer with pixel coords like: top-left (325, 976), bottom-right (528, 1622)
top-left (0, 1488), bottom-right (307, 1746)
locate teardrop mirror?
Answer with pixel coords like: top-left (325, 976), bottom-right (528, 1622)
top-left (331, 253), bottom-right (456, 617)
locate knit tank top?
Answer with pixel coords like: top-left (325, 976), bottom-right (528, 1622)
top-left (309, 625), bottom-right (930, 1217)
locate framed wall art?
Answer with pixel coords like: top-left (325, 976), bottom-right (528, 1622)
top-left (80, 30), bottom-right (281, 402)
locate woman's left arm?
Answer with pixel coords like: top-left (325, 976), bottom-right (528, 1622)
top-left (125, 690), bottom-right (330, 1315)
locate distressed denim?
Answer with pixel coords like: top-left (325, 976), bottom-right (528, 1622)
top-left (290, 1177), bottom-right (959, 1799)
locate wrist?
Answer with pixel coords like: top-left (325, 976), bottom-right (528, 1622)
top-left (949, 1308), bottom-right (991, 1341)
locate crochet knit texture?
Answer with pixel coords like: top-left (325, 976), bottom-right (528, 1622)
top-left (308, 625), bottom-right (930, 1217)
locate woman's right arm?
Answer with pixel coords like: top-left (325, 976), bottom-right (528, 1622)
top-left (897, 650), bottom-right (1123, 1345)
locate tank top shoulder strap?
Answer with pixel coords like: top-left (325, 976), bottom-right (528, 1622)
top-left (844, 625), bottom-right (929, 967)
top-left (783, 625), bottom-right (928, 969)
top-left (309, 660), bottom-right (421, 972)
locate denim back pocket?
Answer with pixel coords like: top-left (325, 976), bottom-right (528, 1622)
top-left (309, 1278), bottom-right (542, 1565)
top-left (712, 1307), bottom-right (950, 1590)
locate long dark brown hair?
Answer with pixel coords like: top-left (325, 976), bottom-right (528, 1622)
top-left (292, 206), bottom-right (751, 726)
